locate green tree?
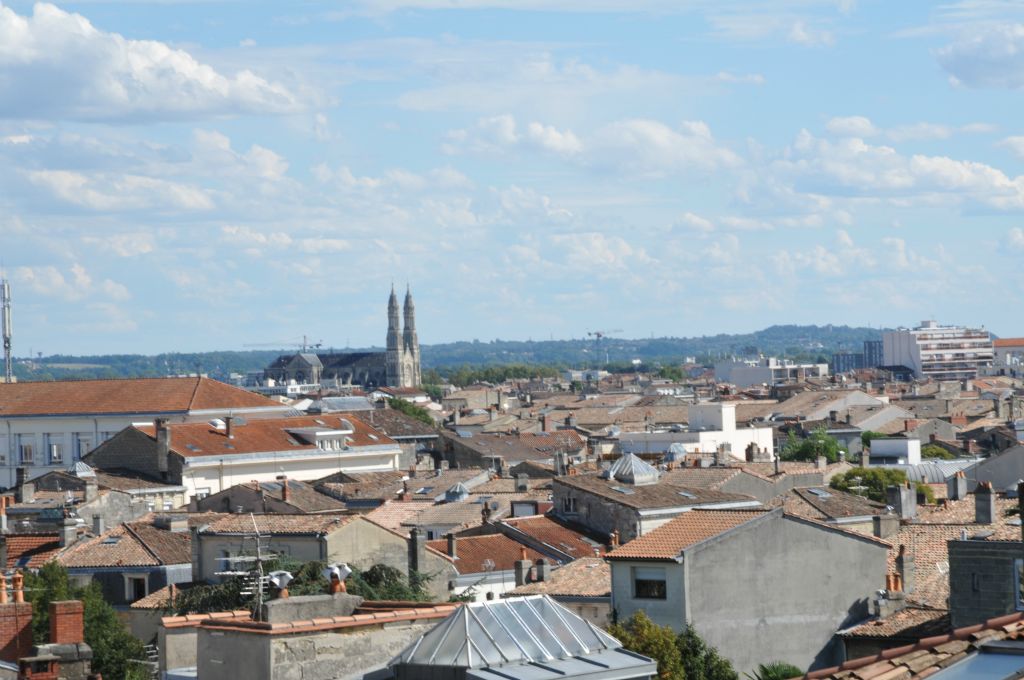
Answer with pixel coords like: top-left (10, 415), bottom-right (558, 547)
top-left (676, 624), bottom-right (739, 680)
top-left (781, 425), bottom-right (845, 464)
top-left (608, 611), bottom-right (685, 680)
top-left (387, 397), bottom-right (436, 427)
top-left (746, 661), bottom-right (803, 680)
top-left (23, 562), bottom-right (148, 679)
top-left (860, 431), bottom-right (886, 448)
top-left (829, 467), bottom-right (908, 503)
top-left (658, 365), bottom-right (685, 382)
top-left (921, 444), bottom-right (954, 460)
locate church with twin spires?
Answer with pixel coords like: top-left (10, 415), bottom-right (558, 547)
top-left (262, 286), bottom-right (421, 389)
top-left (386, 284), bottom-right (422, 388)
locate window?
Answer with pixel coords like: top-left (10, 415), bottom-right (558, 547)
top-left (45, 435), bottom-right (63, 464)
top-left (163, 500), bottom-right (173, 511)
top-left (633, 566), bottom-right (667, 600)
top-left (125, 575), bottom-right (148, 602)
top-left (195, 488), bottom-right (211, 500)
top-left (562, 497), bottom-right (577, 513)
top-left (17, 436), bottom-right (33, 464)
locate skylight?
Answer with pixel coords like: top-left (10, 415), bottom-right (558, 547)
top-left (610, 486), bottom-right (635, 495)
top-left (808, 488), bottom-right (832, 498)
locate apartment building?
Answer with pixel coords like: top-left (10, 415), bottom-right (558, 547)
top-left (0, 377), bottom-right (292, 489)
top-left (883, 321), bottom-right (994, 381)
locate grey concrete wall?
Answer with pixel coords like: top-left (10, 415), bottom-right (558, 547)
top-left (84, 428), bottom-right (167, 481)
top-left (610, 561), bottom-right (685, 626)
top-left (197, 627), bottom-right (270, 679)
top-left (949, 539), bottom-right (1023, 628)
top-left (261, 593), bottom-right (362, 624)
top-left (270, 622), bottom-right (437, 680)
top-left (686, 513), bottom-right (886, 675)
top-left (552, 481), bottom-right (640, 542)
top-left (198, 534), bottom-right (325, 582)
top-left (964, 446), bottom-right (1024, 491)
top-left (159, 625), bottom-right (199, 673)
top-left (327, 518), bottom-right (455, 601)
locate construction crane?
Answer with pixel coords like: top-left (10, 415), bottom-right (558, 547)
top-left (586, 329), bottom-right (623, 366)
top-left (243, 335), bottom-right (323, 352)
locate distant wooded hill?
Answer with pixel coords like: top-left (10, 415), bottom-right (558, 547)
top-left (11, 324), bottom-right (883, 382)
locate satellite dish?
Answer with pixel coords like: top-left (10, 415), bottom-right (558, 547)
top-left (268, 571), bottom-right (293, 589)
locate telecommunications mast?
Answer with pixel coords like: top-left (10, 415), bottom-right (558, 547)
top-left (1, 279), bottom-right (11, 383)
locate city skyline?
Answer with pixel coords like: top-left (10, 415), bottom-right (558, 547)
top-left (2, 1), bottom-right (1024, 354)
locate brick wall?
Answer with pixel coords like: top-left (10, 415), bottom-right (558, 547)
top-left (0, 601), bottom-right (34, 663)
top-left (49, 600), bottom-right (84, 645)
top-left (949, 539), bottom-right (1023, 628)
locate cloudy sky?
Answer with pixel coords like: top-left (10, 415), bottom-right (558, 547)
top-left (1, 0), bottom-right (1023, 355)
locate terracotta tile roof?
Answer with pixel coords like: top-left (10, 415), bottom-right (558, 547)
top-left (994, 338), bottom-right (1024, 348)
top-left (837, 606), bottom-right (950, 640)
top-left (3, 533), bottom-right (62, 569)
top-left (360, 408), bottom-right (438, 438)
top-left (509, 557), bottom-right (610, 597)
top-left (808, 612), bottom-right (1024, 679)
top-left (553, 473), bottom-right (755, 511)
top-left (786, 487), bottom-right (888, 520)
top-left (658, 467), bottom-right (742, 489)
top-left (362, 501), bottom-right (435, 533)
top-left (0, 376), bottom-right (282, 417)
top-left (499, 515), bottom-right (604, 559)
top-left (217, 479), bottom-right (348, 513)
top-left (402, 499), bottom-right (511, 530)
top-left (426, 533), bottom-right (544, 573)
top-left (470, 478), bottom-right (552, 494)
top-left (60, 524), bottom-right (164, 568)
top-left (606, 509), bottom-right (770, 560)
top-left (917, 494), bottom-right (1017, 525)
top-left (130, 582), bottom-right (200, 610)
top-left (136, 413), bottom-right (397, 458)
top-left (441, 430), bottom-right (586, 464)
top-left (199, 513), bottom-right (357, 535)
top-left (93, 469), bottom-right (184, 492)
top-left (886, 523), bottom-right (1021, 609)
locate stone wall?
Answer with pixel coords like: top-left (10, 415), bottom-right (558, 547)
top-left (949, 539), bottom-right (1023, 628)
top-left (268, 622), bottom-right (436, 680)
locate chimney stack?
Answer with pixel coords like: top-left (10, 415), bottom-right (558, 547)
top-left (59, 518), bottom-right (77, 548)
top-left (816, 455), bottom-right (827, 470)
top-left (896, 544), bottom-right (915, 594)
top-left (447, 533), bottom-right (457, 559)
top-left (84, 481), bottom-right (98, 503)
top-left (514, 558), bottom-right (532, 587)
top-left (408, 528), bottom-right (427, 574)
top-left (92, 516), bottom-right (104, 536)
top-left (155, 418), bottom-right (170, 476)
top-left (224, 415), bottom-right (234, 439)
top-left (515, 473), bottom-right (528, 493)
top-left (534, 558), bottom-right (551, 582)
top-left (975, 481), bottom-right (996, 525)
top-left (947, 471), bottom-right (968, 501)
top-left (278, 475), bottom-right (290, 503)
top-left (886, 483), bottom-right (917, 520)
top-left (49, 600), bottom-right (84, 645)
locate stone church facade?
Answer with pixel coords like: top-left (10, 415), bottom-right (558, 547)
top-left (263, 287), bottom-right (422, 389)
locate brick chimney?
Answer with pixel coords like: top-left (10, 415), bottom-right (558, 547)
top-left (278, 475), bottom-right (290, 503)
top-left (49, 601), bottom-right (83, 645)
top-left (0, 573), bottom-right (32, 664)
top-left (975, 481), bottom-right (996, 524)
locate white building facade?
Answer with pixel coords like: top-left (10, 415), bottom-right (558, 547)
top-left (883, 321), bottom-right (994, 381)
top-left (618, 403), bottom-right (775, 461)
top-left (714, 357), bottom-right (828, 387)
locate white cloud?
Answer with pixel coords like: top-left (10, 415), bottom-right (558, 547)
top-left (83, 232), bottom-right (155, 257)
top-left (191, 130), bottom-right (289, 181)
top-left (777, 130), bottom-right (1024, 210)
top-left (588, 119), bottom-right (740, 174)
top-left (937, 24), bottom-right (1024, 89)
top-left (713, 71), bottom-right (766, 85)
top-left (14, 263), bottom-right (129, 302)
top-left (0, 3), bottom-right (308, 122)
top-left (999, 136), bottom-right (1024, 159)
top-left (26, 170), bottom-right (214, 211)
top-left (1009, 227), bottom-right (1024, 249)
top-left (525, 122), bottom-right (583, 156)
top-left (788, 20), bottom-right (835, 46)
top-left (826, 116), bottom-right (878, 137)
top-left (675, 212), bottom-right (715, 233)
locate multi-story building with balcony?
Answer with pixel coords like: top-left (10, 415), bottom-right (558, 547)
top-left (882, 320), bottom-right (994, 381)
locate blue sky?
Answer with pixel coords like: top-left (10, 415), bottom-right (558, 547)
top-left (1, 0), bottom-right (1023, 355)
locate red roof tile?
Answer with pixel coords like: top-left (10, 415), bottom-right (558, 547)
top-left (4, 533), bottom-right (62, 569)
top-left (499, 516), bottom-right (604, 559)
top-left (0, 376), bottom-right (283, 416)
top-left (426, 533), bottom-right (544, 573)
top-left (606, 509), bottom-right (770, 560)
top-left (137, 413), bottom-right (397, 458)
